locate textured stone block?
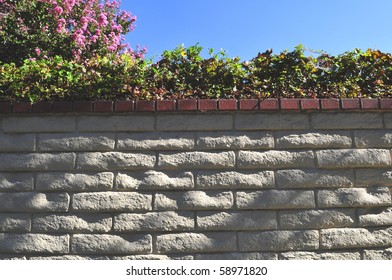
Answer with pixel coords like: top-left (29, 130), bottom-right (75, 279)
top-left (355, 130), bottom-right (392, 148)
top-left (280, 252), bottom-right (361, 260)
top-left (0, 173), bottom-right (33, 191)
top-left (156, 232), bottom-right (236, 253)
top-left (276, 169), bottom-right (354, 188)
top-left (196, 253), bottom-right (277, 260)
top-left (279, 209), bottom-right (354, 229)
top-left (30, 255), bottom-right (109, 260)
top-left (0, 214), bottom-right (30, 231)
top-left (316, 149), bottom-right (391, 168)
top-left (72, 192), bottom-right (152, 212)
top-left (235, 113), bottom-right (309, 130)
top-left (2, 116), bottom-right (76, 132)
top-left (0, 192), bottom-right (69, 212)
top-left (71, 234), bottom-right (152, 254)
top-left (116, 171), bottom-right (194, 190)
top-left (364, 248), bottom-right (392, 260)
top-left (116, 170), bottom-right (194, 190)
top-left (158, 151), bottom-right (235, 170)
top-left (38, 133), bottom-right (115, 151)
top-left (0, 234), bottom-right (69, 253)
top-left (238, 230), bottom-right (319, 251)
top-left (33, 214), bottom-right (112, 233)
top-left (114, 212), bottom-right (194, 232)
top-left (117, 132), bottom-right (195, 150)
top-left (36, 172), bottom-right (113, 191)
top-left (238, 150), bottom-right (315, 169)
top-left (77, 152), bottom-right (155, 171)
top-left (237, 190), bottom-right (315, 209)
top-left (197, 211), bottom-right (277, 230)
top-left (157, 114), bottom-right (233, 131)
top-left (155, 191), bottom-right (233, 210)
top-left (0, 133), bottom-right (35, 152)
top-left (196, 171), bottom-right (274, 189)
top-left (77, 115), bottom-right (154, 131)
top-left (359, 208), bottom-right (392, 227)
top-left (355, 169), bottom-right (392, 187)
top-left (318, 187), bottom-right (391, 208)
top-left (196, 131), bottom-right (274, 149)
top-left (113, 255), bottom-right (193, 260)
top-left (311, 113), bottom-right (383, 129)
top-left (0, 153), bottom-right (75, 171)
top-left (321, 227), bottom-right (392, 249)
top-left (276, 131), bottom-right (352, 148)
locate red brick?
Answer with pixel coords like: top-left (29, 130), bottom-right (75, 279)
top-left (341, 98), bottom-right (360, 110)
top-left (280, 99), bottom-right (300, 110)
top-left (0, 102), bottom-right (12, 113)
top-left (94, 101), bottom-right (113, 112)
top-left (320, 99), bottom-right (340, 110)
top-left (219, 99), bottom-right (237, 111)
top-left (301, 99), bottom-right (320, 110)
top-left (115, 100), bottom-right (134, 112)
top-left (380, 99), bottom-right (392, 109)
top-left (74, 101), bottom-right (93, 112)
top-left (260, 99), bottom-right (278, 110)
top-left (198, 99), bottom-right (217, 111)
top-left (178, 99), bottom-right (197, 111)
top-left (157, 100), bottom-right (176, 111)
top-left (136, 100), bottom-right (155, 112)
top-left (360, 98), bottom-right (379, 110)
top-left (13, 102), bottom-right (32, 113)
top-left (53, 101), bottom-right (73, 113)
top-left (32, 102), bottom-right (53, 113)
top-left (239, 99), bottom-right (259, 110)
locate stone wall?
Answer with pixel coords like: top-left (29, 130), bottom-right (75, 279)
top-left (1, 100), bottom-right (392, 260)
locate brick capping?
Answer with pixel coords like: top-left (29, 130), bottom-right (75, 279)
top-left (1, 98), bottom-right (391, 114)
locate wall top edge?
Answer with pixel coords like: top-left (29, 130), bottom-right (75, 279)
top-left (0, 98), bottom-right (391, 114)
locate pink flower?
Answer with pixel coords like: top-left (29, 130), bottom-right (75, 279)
top-left (35, 48), bottom-right (41, 56)
top-left (98, 13), bottom-right (108, 27)
top-left (53, 6), bottom-right (63, 15)
top-left (56, 18), bottom-right (66, 33)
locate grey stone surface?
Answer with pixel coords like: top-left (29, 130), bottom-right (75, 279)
top-left (155, 191), bottom-right (233, 210)
top-left (239, 230), bottom-right (319, 251)
top-left (355, 169), bottom-right (392, 187)
top-left (0, 173), bottom-right (33, 191)
top-left (279, 209), bottom-right (354, 229)
top-left (311, 113), bottom-right (383, 129)
top-left (77, 152), bottom-right (155, 170)
top-left (195, 253), bottom-right (278, 260)
top-left (0, 133), bottom-right (35, 152)
top-left (236, 190), bottom-right (315, 209)
top-left (29, 255), bottom-right (109, 260)
top-left (71, 234), bottom-right (152, 254)
top-left (72, 192), bottom-right (152, 212)
top-left (359, 207), bottom-right (392, 227)
top-left (276, 169), bottom-right (354, 188)
top-left (117, 132), bottom-right (195, 150)
top-left (0, 192), bottom-right (69, 212)
top-left (196, 171), bottom-right (274, 189)
top-left (280, 251), bottom-right (361, 260)
top-left (38, 133), bottom-right (115, 151)
top-left (0, 153), bottom-right (75, 171)
top-left (77, 115), bottom-right (154, 131)
top-left (113, 255), bottom-right (193, 260)
top-left (197, 211), bottom-right (277, 230)
top-left (0, 234), bottom-right (69, 253)
top-left (364, 248), bottom-right (392, 260)
top-left (36, 172), bottom-right (113, 191)
top-left (355, 130), bottom-right (392, 148)
top-left (238, 150), bottom-right (315, 169)
top-left (276, 131), bottom-right (352, 148)
top-left (321, 227), bottom-right (392, 249)
top-left (2, 116), bottom-right (76, 132)
top-left (318, 187), bottom-right (392, 208)
top-left (235, 113), bottom-right (309, 130)
top-left (196, 131), bottom-right (274, 149)
top-left (157, 114), bottom-right (233, 131)
top-left (33, 214), bottom-right (112, 233)
top-left (0, 214), bottom-right (30, 231)
top-left (156, 232), bottom-right (236, 253)
top-left (317, 149), bottom-right (391, 168)
top-left (116, 171), bottom-right (194, 190)
top-left (158, 151), bottom-right (235, 170)
top-left (114, 211), bottom-right (194, 232)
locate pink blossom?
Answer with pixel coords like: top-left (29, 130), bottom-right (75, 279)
top-left (35, 48), bottom-right (41, 56)
top-left (53, 6), bottom-right (63, 15)
top-left (98, 13), bottom-right (108, 27)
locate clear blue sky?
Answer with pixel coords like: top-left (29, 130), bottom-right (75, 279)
top-left (121, 0), bottom-right (392, 60)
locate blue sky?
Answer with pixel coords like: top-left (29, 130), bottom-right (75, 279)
top-left (121, 0), bottom-right (392, 60)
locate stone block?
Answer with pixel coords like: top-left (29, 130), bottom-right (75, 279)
top-left (77, 115), bottom-right (154, 131)
top-left (276, 131), bottom-right (352, 148)
top-left (117, 132), bottom-right (195, 150)
top-left (235, 113), bottom-right (309, 130)
top-left (279, 251), bottom-right (361, 260)
top-left (0, 153), bottom-right (75, 171)
top-left (195, 253), bottom-right (278, 260)
top-left (0, 192), bottom-right (69, 212)
top-left (355, 130), bottom-right (392, 148)
top-left (364, 248), bottom-right (392, 260)
top-left (38, 133), bottom-right (115, 151)
top-left (157, 114), bottom-right (233, 131)
top-left (0, 173), bottom-right (33, 191)
top-left (2, 116), bottom-right (76, 132)
top-left (311, 113), bottom-right (383, 129)
top-left (0, 133), bottom-right (35, 152)
top-left (0, 214), bottom-right (30, 231)
top-left (196, 131), bottom-right (274, 149)
top-left (0, 233), bottom-right (69, 253)
top-left (359, 207), bottom-right (392, 227)
top-left (317, 149), bottom-right (391, 168)
top-left (196, 171), bottom-right (274, 189)
top-left (355, 169), bottom-right (392, 187)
